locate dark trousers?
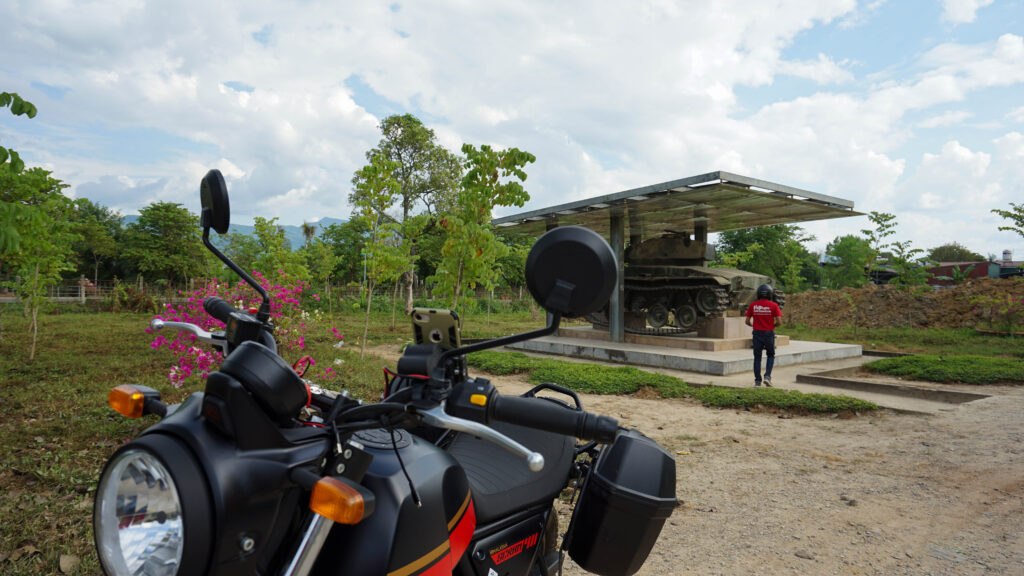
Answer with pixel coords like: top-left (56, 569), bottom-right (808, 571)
top-left (752, 330), bottom-right (776, 382)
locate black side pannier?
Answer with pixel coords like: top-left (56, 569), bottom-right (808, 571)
top-left (564, 429), bottom-right (677, 576)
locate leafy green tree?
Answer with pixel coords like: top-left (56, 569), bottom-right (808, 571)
top-left (1, 92), bottom-right (39, 253)
top-left (70, 198), bottom-right (122, 284)
top-left (432, 144), bottom-right (534, 310)
top-left (353, 114), bottom-right (463, 313)
top-left (715, 225), bottom-right (816, 290)
top-left (121, 202), bottom-right (209, 286)
top-left (250, 217), bottom-right (309, 281)
top-left (1, 92), bottom-right (37, 174)
top-left (352, 153), bottom-right (410, 359)
top-left (301, 237), bottom-right (341, 315)
top-left (822, 235), bottom-right (871, 289)
top-left (926, 242), bottom-right (985, 263)
top-left (319, 219), bottom-right (369, 285)
top-left (221, 231), bottom-right (262, 279)
top-left (0, 168), bottom-right (76, 356)
top-left (300, 221), bottom-right (317, 247)
top-left (992, 202), bottom-right (1024, 239)
top-left (861, 211), bottom-right (897, 284)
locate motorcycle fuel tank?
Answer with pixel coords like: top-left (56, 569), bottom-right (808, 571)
top-left (312, 429), bottom-right (475, 575)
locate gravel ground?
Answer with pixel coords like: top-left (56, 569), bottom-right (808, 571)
top-left (552, 383), bottom-right (1024, 576)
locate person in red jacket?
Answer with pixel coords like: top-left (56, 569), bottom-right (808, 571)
top-left (745, 284), bottom-right (782, 387)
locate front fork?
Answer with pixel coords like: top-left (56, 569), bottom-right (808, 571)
top-left (280, 512), bottom-right (334, 576)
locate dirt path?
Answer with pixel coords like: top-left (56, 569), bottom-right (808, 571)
top-left (368, 345), bottom-right (1024, 575)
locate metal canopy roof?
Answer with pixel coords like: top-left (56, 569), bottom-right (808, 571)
top-left (493, 171), bottom-right (862, 237)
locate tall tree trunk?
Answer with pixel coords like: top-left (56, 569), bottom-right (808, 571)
top-left (452, 259), bottom-right (465, 311)
top-left (29, 263), bottom-right (39, 361)
top-left (405, 270), bottom-right (414, 314)
top-left (360, 283), bottom-right (375, 360)
top-left (391, 282), bottom-right (400, 330)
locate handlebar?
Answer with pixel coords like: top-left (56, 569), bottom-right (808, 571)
top-left (489, 395), bottom-right (619, 444)
top-left (150, 318), bottom-right (222, 347)
top-left (418, 405), bottom-right (546, 471)
top-left (203, 296), bottom-right (238, 324)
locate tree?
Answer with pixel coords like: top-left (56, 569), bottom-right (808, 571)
top-left (0, 168), bottom-right (76, 356)
top-left (1, 92), bottom-right (39, 253)
top-left (351, 153), bottom-right (409, 359)
top-left (432, 144), bottom-right (534, 310)
top-left (353, 114), bottom-right (463, 313)
top-left (1, 92), bottom-right (37, 173)
top-left (319, 219), bottom-right (369, 285)
top-left (714, 225), bottom-right (816, 290)
top-left (70, 198), bottom-right (122, 285)
top-left (992, 202), bottom-right (1024, 239)
top-left (822, 235), bottom-right (872, 289)
top-left (250, 217), bottom-right (309, 281)
top-left (927, 242), bottom-right (985, 263)
top-left (300, 221), bottom-right (317, 247)
top-left (121, 202), bottom-right (209, 286)
top-left (861, 211), bottom-right (897, 284)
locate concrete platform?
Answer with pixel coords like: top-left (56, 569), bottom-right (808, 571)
top-left (562, 326), bottom-right (790, 352)
top-left (507, 334), bottom-right (862, 376)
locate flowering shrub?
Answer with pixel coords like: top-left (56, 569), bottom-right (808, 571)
top-left (972, 293), bottom-right (1022, 336)
top-left (150, 270), bottom-right (322, 387)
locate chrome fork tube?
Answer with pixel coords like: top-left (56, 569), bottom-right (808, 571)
top-left (281, 513), bottom-right (334, 576)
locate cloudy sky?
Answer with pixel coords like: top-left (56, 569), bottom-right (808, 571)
top-left (2, 0), bottom-right (1022, 259)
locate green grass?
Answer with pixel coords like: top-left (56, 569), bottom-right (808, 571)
top-left (778, 325), bottom-right (1024, 357)
top-left (467, 350), bottom-right (877, 412)
top-left (864, 354), bottom-right (1024, 385)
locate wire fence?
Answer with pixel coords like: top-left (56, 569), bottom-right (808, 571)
top-left (0, 276), bottom-right (534, 306)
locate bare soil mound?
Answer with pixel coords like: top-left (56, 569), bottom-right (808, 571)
top-left (785, 277), bottom-right (1024, 330)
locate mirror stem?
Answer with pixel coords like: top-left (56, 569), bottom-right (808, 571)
top-left (202, 228), bottom-right (272, 324)
top-left (437, 313), bottom-right (562, 366)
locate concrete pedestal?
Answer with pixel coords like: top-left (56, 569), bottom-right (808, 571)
top-left (698, 316), bottom-right (752, 339)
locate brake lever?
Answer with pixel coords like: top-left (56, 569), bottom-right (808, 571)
top-left (150, 318), bottom-right (225, 349)
top-left (417, 404), bottom-right (545, 472)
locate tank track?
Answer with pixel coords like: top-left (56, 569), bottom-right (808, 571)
top-left (587, 285), bottom-right (730, 336)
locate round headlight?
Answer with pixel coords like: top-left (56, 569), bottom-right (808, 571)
top-left (94, 436), bottom-right (212, 576)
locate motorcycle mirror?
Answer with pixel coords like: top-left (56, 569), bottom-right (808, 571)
top-left (525, 226), bottom-right (617, 317)
top-left (200, 169), bottom-right (230, 234)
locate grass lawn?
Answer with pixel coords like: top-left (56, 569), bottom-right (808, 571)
top-left (779, 325), bottom-right (1024, 357)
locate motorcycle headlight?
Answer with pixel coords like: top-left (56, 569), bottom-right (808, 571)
top-left (95, 435), bottom-right (212, 575)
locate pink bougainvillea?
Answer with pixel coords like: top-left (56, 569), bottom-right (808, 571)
top-left (150, 271), bottom-right (317, 387)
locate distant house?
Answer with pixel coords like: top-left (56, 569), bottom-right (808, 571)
top-left (926, 261), bottom-right (998, 287)
top-left (926, 250), bottom-right (1023, 286)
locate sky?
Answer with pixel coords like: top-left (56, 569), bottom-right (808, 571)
top-left (1, 0), bottom-right (1023, 261)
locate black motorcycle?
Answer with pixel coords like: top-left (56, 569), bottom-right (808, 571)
top-left (93, 169), bottom-right (676, 576)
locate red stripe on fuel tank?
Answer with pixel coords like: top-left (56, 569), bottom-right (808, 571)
top-left (448, 499), bottom-right (476, 566)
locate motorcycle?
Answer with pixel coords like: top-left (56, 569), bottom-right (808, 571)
top-left (93, 169), bottom-right (677, 576)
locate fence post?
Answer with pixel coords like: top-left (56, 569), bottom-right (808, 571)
top-left (80, 275), bottom-right (86, 304)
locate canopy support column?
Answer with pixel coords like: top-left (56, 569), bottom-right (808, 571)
top-left (609, 209), bottom-right (625, 343)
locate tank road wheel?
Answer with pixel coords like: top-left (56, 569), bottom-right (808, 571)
top-left (674, 304), bottom-right (698, 330)
top-left (695, 287), bottom-right (719, 314)
top-left (646, 303), bottom-right (670, 328)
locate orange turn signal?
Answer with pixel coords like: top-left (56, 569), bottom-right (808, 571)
top-left (109, 385), bottom-right (145, 419)
top-left (310, 477), bottom-right (365, 524)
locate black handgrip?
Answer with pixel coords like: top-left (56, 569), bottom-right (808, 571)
top-left (203, 296), bottom-right (238, 324)
top-left (490, 395), bottom-right (619, 443)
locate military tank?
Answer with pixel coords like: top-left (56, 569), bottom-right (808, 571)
top-left (588, 232), bottom-right (785, 335)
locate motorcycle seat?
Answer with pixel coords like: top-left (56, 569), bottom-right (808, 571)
top-left (446, 421), bottom-right (575, 524)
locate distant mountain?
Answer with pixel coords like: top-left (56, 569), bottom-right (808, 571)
top-left (121, 215), bottom-right (347, 250)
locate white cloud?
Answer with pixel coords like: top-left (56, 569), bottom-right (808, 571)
top-left (777, 54), bottom-right (855, 84)
top-left (918, 110), bottom-right (973, 128)
top-left (1007, 106), bottom-right (1024, 123)
top-left (941, 0), bottom-right (994, 24)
